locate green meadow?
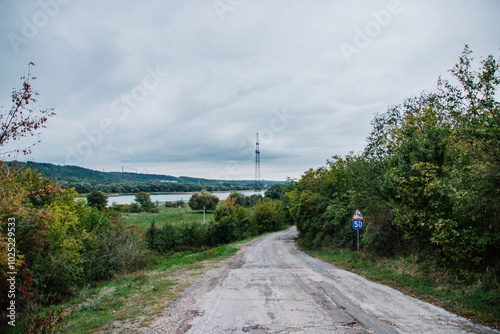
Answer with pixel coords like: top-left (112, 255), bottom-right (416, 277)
top-left (121, 204), bottom-right (215, 231)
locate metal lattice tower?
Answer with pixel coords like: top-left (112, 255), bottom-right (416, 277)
top-left (255, 133), bottom-right (261, 190)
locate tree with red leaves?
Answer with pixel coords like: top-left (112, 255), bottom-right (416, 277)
top-left (0, 62), bottom-right (55, 158)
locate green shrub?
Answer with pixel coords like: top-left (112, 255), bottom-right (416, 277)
top-left (86, 190), bottom-right (108, 211)
top-left (161, 223), bottom-right (180, 251)
top-left (250, 198), bottom-right (284, 234)
top-left (129, 203), bottom-right (141, 213)
top-left (110, 203), bottom-right (123, 212)
top-left (208, 217), bottom-right (238, 246)
top-left (227, 192), bottom-right (246, 206)
top-left (83, 215), bottom-right (150, 283)
top-left (363, 212), bottom-right (403, 256)
top-left (22, 300), bottom-right (69, 334)
top-left (189, 190), bottom-right (219, 211)
top-left (146, 221), bottom-right (168, 251)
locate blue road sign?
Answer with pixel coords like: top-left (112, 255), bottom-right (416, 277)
top-left (353, 219), bottom-right (364, 230)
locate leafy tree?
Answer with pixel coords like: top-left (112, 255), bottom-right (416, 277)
top-left (0, 162), bottom-right (28, 219)
top-left (245, 194), bottom-right (263, 207)
top-left (188, 190), bottom-right (219, 211)
top-left (135, 191), bottom-right (154, 211)
top-left (265, 183), bottom-right (285, 199)
top-left (362, 46), bottom-right (500, 266)
top-left (227, 191), bottom-right (246, 206)
top-left (86, 190), bottom-right (108, 210)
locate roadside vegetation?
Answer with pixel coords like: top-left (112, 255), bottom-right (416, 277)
top-left (1, 127), bottom-right (287, 334)
top-left (0, 164), bottom-right (151, 333)
top-left (284, 46), bottom-right (499, 327)
top-left (4, 239), bottom-right (245, 334)
top-left (0, 175), bottom-right (286, 333)
top-left (145, 191), bottom-right (288, 254)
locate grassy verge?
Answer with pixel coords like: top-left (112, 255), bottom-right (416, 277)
top-left (121, 205), bottom-right (215, 231)
top-left (302, 245), bottom-right (499, 329)
top-left (65, 244), bottom-right (241, 333)
top-left (5, 243), bottom-right (242, 334)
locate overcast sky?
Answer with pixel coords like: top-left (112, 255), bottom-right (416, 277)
top-left (1, 0), bottom-right (499, 181)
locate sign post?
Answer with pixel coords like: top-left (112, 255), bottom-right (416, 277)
top-left (352, 210), bottom-right (364, 251)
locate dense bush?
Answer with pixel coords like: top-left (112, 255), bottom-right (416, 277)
top-left (146, 221), bottom-right (209, 252)
top-left (250, 198), bottom-right (285, 235)
top-left (287, 47), bottom-right (500, 271)
top-left (188, 190), bottom-right (219, 211)
top-left (227, 191), bottom-right (246, 206)
top-left (164, 200), bottom-right (184, 208)
top-left (0, 165), bottom-right (150, 322)
top-left (82, 211), bottom-right (149, 282)
top-left (227, 191), bottom-right (263, 207)
top-left (265, 183), bottom-right (287, 200)
top-left (135, 192), bottom-right (154, 211)
top-left (362, 211), bottom-right (402, 256)
top-left (129, 203), bottom-right (141, 213)
top-left (209, 216), bottom-right (239, 246)
top-left (86, 190), bottom-right (108, 210)
top-left (145, 196), bottom-right (285, 253)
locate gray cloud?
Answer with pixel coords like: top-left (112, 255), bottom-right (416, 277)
top-left (1, 0), bottom-right (499, 180)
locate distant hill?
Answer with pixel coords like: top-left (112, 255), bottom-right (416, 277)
top-left (10, 161), bottom-right (273, 186)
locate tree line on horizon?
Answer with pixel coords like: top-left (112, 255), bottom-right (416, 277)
top-left (67, 180), bottom-right (254, 195)
top-left (8, 161), bottom-right (281, 194)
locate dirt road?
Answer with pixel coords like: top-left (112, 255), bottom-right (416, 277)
top-left (148, 227), bottom-right (498, 333)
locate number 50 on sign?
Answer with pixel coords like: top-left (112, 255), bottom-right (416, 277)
top-left (353, 219), bottom-right (363, 230)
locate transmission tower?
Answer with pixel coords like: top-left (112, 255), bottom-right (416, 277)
top-left (255, 133), bottom-right (261, 190)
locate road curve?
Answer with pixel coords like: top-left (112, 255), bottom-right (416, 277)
top-left (149, 227), bottom-right (498, 334)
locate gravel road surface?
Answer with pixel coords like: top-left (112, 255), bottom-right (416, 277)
top-left (148, 227), bottom-right (498, 334)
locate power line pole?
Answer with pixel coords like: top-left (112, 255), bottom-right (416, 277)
top-left (255, 133), bottom-right (261, 191)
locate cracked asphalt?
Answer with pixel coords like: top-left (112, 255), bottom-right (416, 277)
top-left (149, 227), bottom-right (499, 334)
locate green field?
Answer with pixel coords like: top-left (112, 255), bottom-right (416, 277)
top-left (121, 204), bottom-right (215, 230)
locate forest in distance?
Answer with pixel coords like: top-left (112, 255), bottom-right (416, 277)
top-left (7, 161), bottom-right (282, 194)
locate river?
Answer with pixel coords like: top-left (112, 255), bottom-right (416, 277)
top-left (107, 191), bottom-right (265, 206)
